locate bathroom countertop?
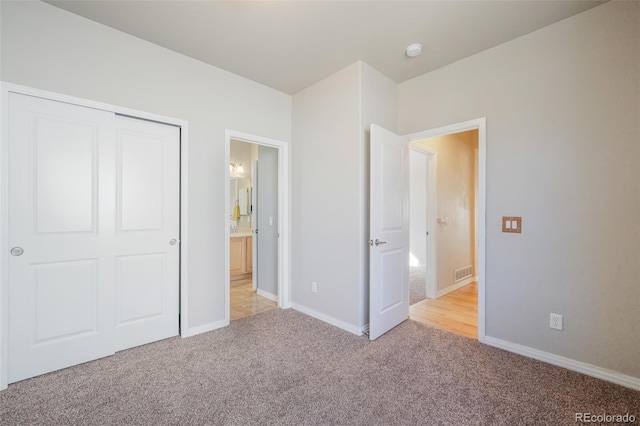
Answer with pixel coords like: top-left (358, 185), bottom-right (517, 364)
top-left (230, 231), bottom-right (253, 238)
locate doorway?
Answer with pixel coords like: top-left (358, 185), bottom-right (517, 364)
top-left (407, 120), bottom-right (485, 341)
top-left (367, 120), bottom-right (486, 341)
top-left (225, 131), bottom-right (290, 323)
top-left (229, 140), bottom-right (277, 320)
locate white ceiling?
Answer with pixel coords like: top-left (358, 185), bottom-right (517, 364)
top-left (46, 0), bottom-right (606, 95)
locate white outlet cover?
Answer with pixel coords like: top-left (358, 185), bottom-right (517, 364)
top-left (550, 313), bottom-right (563, 330)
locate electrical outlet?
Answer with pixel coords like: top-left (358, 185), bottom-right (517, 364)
top-left (550, 313), bottom-right (563, 331)
top-left (311, 281), bottom-right (318, 294)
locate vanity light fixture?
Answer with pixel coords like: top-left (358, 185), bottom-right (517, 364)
top-left (230, 161), bottom-right (245, 177)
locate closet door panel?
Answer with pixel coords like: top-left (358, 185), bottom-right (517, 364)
top-left (7, 93), bottom-right (116, 383)
top-left (114, 116), bottom-right (180, 352)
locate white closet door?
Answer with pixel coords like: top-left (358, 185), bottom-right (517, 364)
top-left (113, 116), bottom-right (180, 351)
top-left (8, 93), bottom-right (117, 383)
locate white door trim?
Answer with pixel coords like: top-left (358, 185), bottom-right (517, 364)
top-left (224, 130), bottom-right (290, 323)
top-left (408, 145), bottom-right (437, 300)
top-left (0, 82), bottom-right (190, 390)
top-left (408, 118), bottom-right (487, 343)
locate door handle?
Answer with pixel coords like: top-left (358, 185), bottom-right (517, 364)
top-left (169, 239), bottom-right (178, 246)
top-left (10, 247), bottom-right (24, 256)
top-left (374, 239), bottom-right (387, 246)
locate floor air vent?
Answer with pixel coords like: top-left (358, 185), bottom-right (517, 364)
top-left (455, 265), bottom-right (473, 283)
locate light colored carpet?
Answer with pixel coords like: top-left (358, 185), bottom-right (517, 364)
top-left (410, 266), bottom-right (427, 305)
top-left (1, 309), bottom-right (638, 425)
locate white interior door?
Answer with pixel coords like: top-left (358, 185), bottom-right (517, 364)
top-left (251, 159), bottom-right (258, 291)
top-left (369, 124), bottom-right (410, 340)
top-left (409, 149), bottom-right (428, 269)
top-left (256, 146), bottom-right (278, 299)
top-left (114, 116), bottom-right (180, 351)
top-left (7, 93), bottom-right (117, 383)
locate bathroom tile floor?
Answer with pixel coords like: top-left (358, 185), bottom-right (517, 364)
top-left (230, 277), bottom-right (278, 321)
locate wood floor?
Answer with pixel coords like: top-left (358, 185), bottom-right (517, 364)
top-left (409, 282), bottom-right (478, 339)
top-left (230, 275), bottom-right (476, 336)
top-left (230, 277), bottom-right (277, 321)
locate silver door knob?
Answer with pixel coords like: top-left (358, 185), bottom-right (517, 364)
top-left (169, 239), bottom-right (178, 245)
top-left (374, 239), bottom-right (387, 246)
top-left (10, 247), bottom-right (24, 256)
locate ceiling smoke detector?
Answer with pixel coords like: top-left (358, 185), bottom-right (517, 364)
top-left (405, 43), bottom-right (423, 58)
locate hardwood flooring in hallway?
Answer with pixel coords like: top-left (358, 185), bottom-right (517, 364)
top-left (409, 282), bottom-right (478, 339)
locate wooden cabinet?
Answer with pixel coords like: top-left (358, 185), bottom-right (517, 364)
top-left (230, 238), bottom-right (245, 276)
top-left (230, 235), bottom-right (252, 280)
top-left (246, 236), bottom-right (253, 273)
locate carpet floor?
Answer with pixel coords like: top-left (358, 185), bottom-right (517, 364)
top-left (1, 309), bottom-right (638, 425)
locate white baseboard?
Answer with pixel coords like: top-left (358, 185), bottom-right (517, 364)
top-left (292, 303), bottom-right (364, 336)
top-left (436, 276), bottom-right (475, 298)
top-left (484, 336), bottom-right (640, 391)
top-left (181, 319), bottom-right (229, 338)
top-left (257, 289), bottom-right (278, 302)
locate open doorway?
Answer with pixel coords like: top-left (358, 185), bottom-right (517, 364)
top-left (408, 129), bottom-right (480, 339)
top-left (228, 139), bottom-right (278, 320)
top-left (225, 131), bottom-right (291, 323)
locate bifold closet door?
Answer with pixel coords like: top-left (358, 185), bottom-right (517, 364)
top-left (8, 93), bottom-right (117, 383)
top-left (113, 116), bottom-right (179, 351)
top-left (7, 94), bottom-right (180, 384)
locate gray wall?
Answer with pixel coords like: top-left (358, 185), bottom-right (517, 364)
top-left (291, 62), bottom-right (397, 330)
top-left (398, 1), bottom-right (640, 378)
top-left (292, 63), bottom-right (362, 327)
top-left (0, 1), bottom-right (292, 333)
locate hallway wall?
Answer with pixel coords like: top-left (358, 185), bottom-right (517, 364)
top-left (414, 130), bottom-right (477, 294)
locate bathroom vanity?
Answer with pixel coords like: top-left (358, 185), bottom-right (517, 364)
top-left (230, 232), bottom-right (253, 280)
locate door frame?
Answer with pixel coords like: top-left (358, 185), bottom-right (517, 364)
top-left (408, 118), bottom-right (487, 342)
top-left (224, 130), bottom-right (290, 322)
top-left (0, 82), bottom-right (190, 390)
top-left (408, 145), bottom-right (437, 300)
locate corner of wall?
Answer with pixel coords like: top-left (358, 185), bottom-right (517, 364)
top-left (358, 63), bottom-right (399, 329)
top-left (290, 62), bottom-right (363, 327)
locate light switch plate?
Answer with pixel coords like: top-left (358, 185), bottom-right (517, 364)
top-left (502, 216), bottom-right (522, 233)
